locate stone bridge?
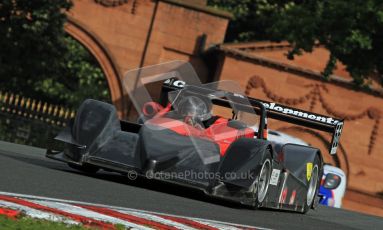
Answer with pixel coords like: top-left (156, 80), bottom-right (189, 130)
top-left (64, 0), bottom-right (230, 117)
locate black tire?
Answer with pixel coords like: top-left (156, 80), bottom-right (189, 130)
top-left (67, 162), bottom-right (99, 174)
top-left (249, 149), bottom-right (272, 209)
top-left (302, 154), bottom-right (322, 213)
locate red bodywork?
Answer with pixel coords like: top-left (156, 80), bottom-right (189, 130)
top-left (147, 116), bottom-right (254, 156)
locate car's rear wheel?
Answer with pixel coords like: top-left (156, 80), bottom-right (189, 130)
top-left (302, 154), bottom-right (322, 213)
top-left (306, 165), bottom-right (319, 205)
top-left (249, 149), bottom-right (272, 208)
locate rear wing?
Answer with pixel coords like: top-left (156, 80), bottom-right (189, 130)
top-left (250, 99), bottom-right (344, 155)
top-left (161, 78), bottom-right (344, 155)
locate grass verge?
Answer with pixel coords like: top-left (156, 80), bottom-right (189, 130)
top-left (0, 215), bottom-right (126, 229)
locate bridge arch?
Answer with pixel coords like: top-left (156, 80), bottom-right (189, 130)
top-left (64, 16), bottom-right (126, 117)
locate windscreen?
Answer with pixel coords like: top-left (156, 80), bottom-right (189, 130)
top-left (168, 82), bottom-right (261, 129)
top-left (123, 61), bottom-right (260, 168)
top-left (123, 60), bottom-right (202, 120)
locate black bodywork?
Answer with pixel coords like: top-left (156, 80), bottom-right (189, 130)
top-left (47, 75), bottom-right (343, 213)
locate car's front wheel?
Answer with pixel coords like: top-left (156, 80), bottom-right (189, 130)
top-left (249, 149), bottom-right (272, 208)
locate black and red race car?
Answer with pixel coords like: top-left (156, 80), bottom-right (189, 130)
top-left (47, 61), bottom-right (344, 213)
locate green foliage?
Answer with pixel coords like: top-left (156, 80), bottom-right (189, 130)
top-left (0, 0), bottom-right (110, 109)
top-left (0, 215), bottom-right (85, 230)
top-left (35, 36), bottom-right (111, 108)
top-left (271, 0), bottom-right (383, 85)
top-left (0, 215), bottom-right (127, 229)
top-left (208, 0), bottom-right (383, 86)
top-left (0, 0), bottom-right (72, 92)
top-left (208, 0), bottom-right (281, 41)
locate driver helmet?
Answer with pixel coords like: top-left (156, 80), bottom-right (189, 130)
top-left (178, 95), bottom-right (212, 121)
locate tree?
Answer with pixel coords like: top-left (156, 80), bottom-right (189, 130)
top-left (0, 0), bottom-right (110, 108)
top-left (0, 0), bottom-right (72, 93)
top-left (208, 0), bottom-right (383, 86)
top-left (207, 0), bottom-right (280, 41)
top-left (270, 0), bottom-right (383, 86)
top-left (35, 36), bottom-right (110, 108)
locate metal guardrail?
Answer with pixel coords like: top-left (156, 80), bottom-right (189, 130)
top-left (0, 91), bottom-right (75, 127)
top-left (0, 92), bottom-right (75, 148)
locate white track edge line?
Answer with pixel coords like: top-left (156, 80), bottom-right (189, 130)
top-left (0, 191), bottom-right (272, 230)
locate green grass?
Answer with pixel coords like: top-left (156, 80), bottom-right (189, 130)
top-left (0, 215), bottom-right (127, 230)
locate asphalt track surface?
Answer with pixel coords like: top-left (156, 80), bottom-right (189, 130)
top-left (0, 141), bottom-right (382, 230)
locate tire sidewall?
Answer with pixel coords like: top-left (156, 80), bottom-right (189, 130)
top-left (303, 154), bottom-right (323, 213)
top-left (253, 149), bottom-right (272, 208)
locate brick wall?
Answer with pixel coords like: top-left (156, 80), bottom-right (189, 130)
top-left (218, 49), bottom-right (383, 216)
top-left (69, 0), bottom-right (229, 78)
top-left (67, 0), bottom-right (229, 116)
